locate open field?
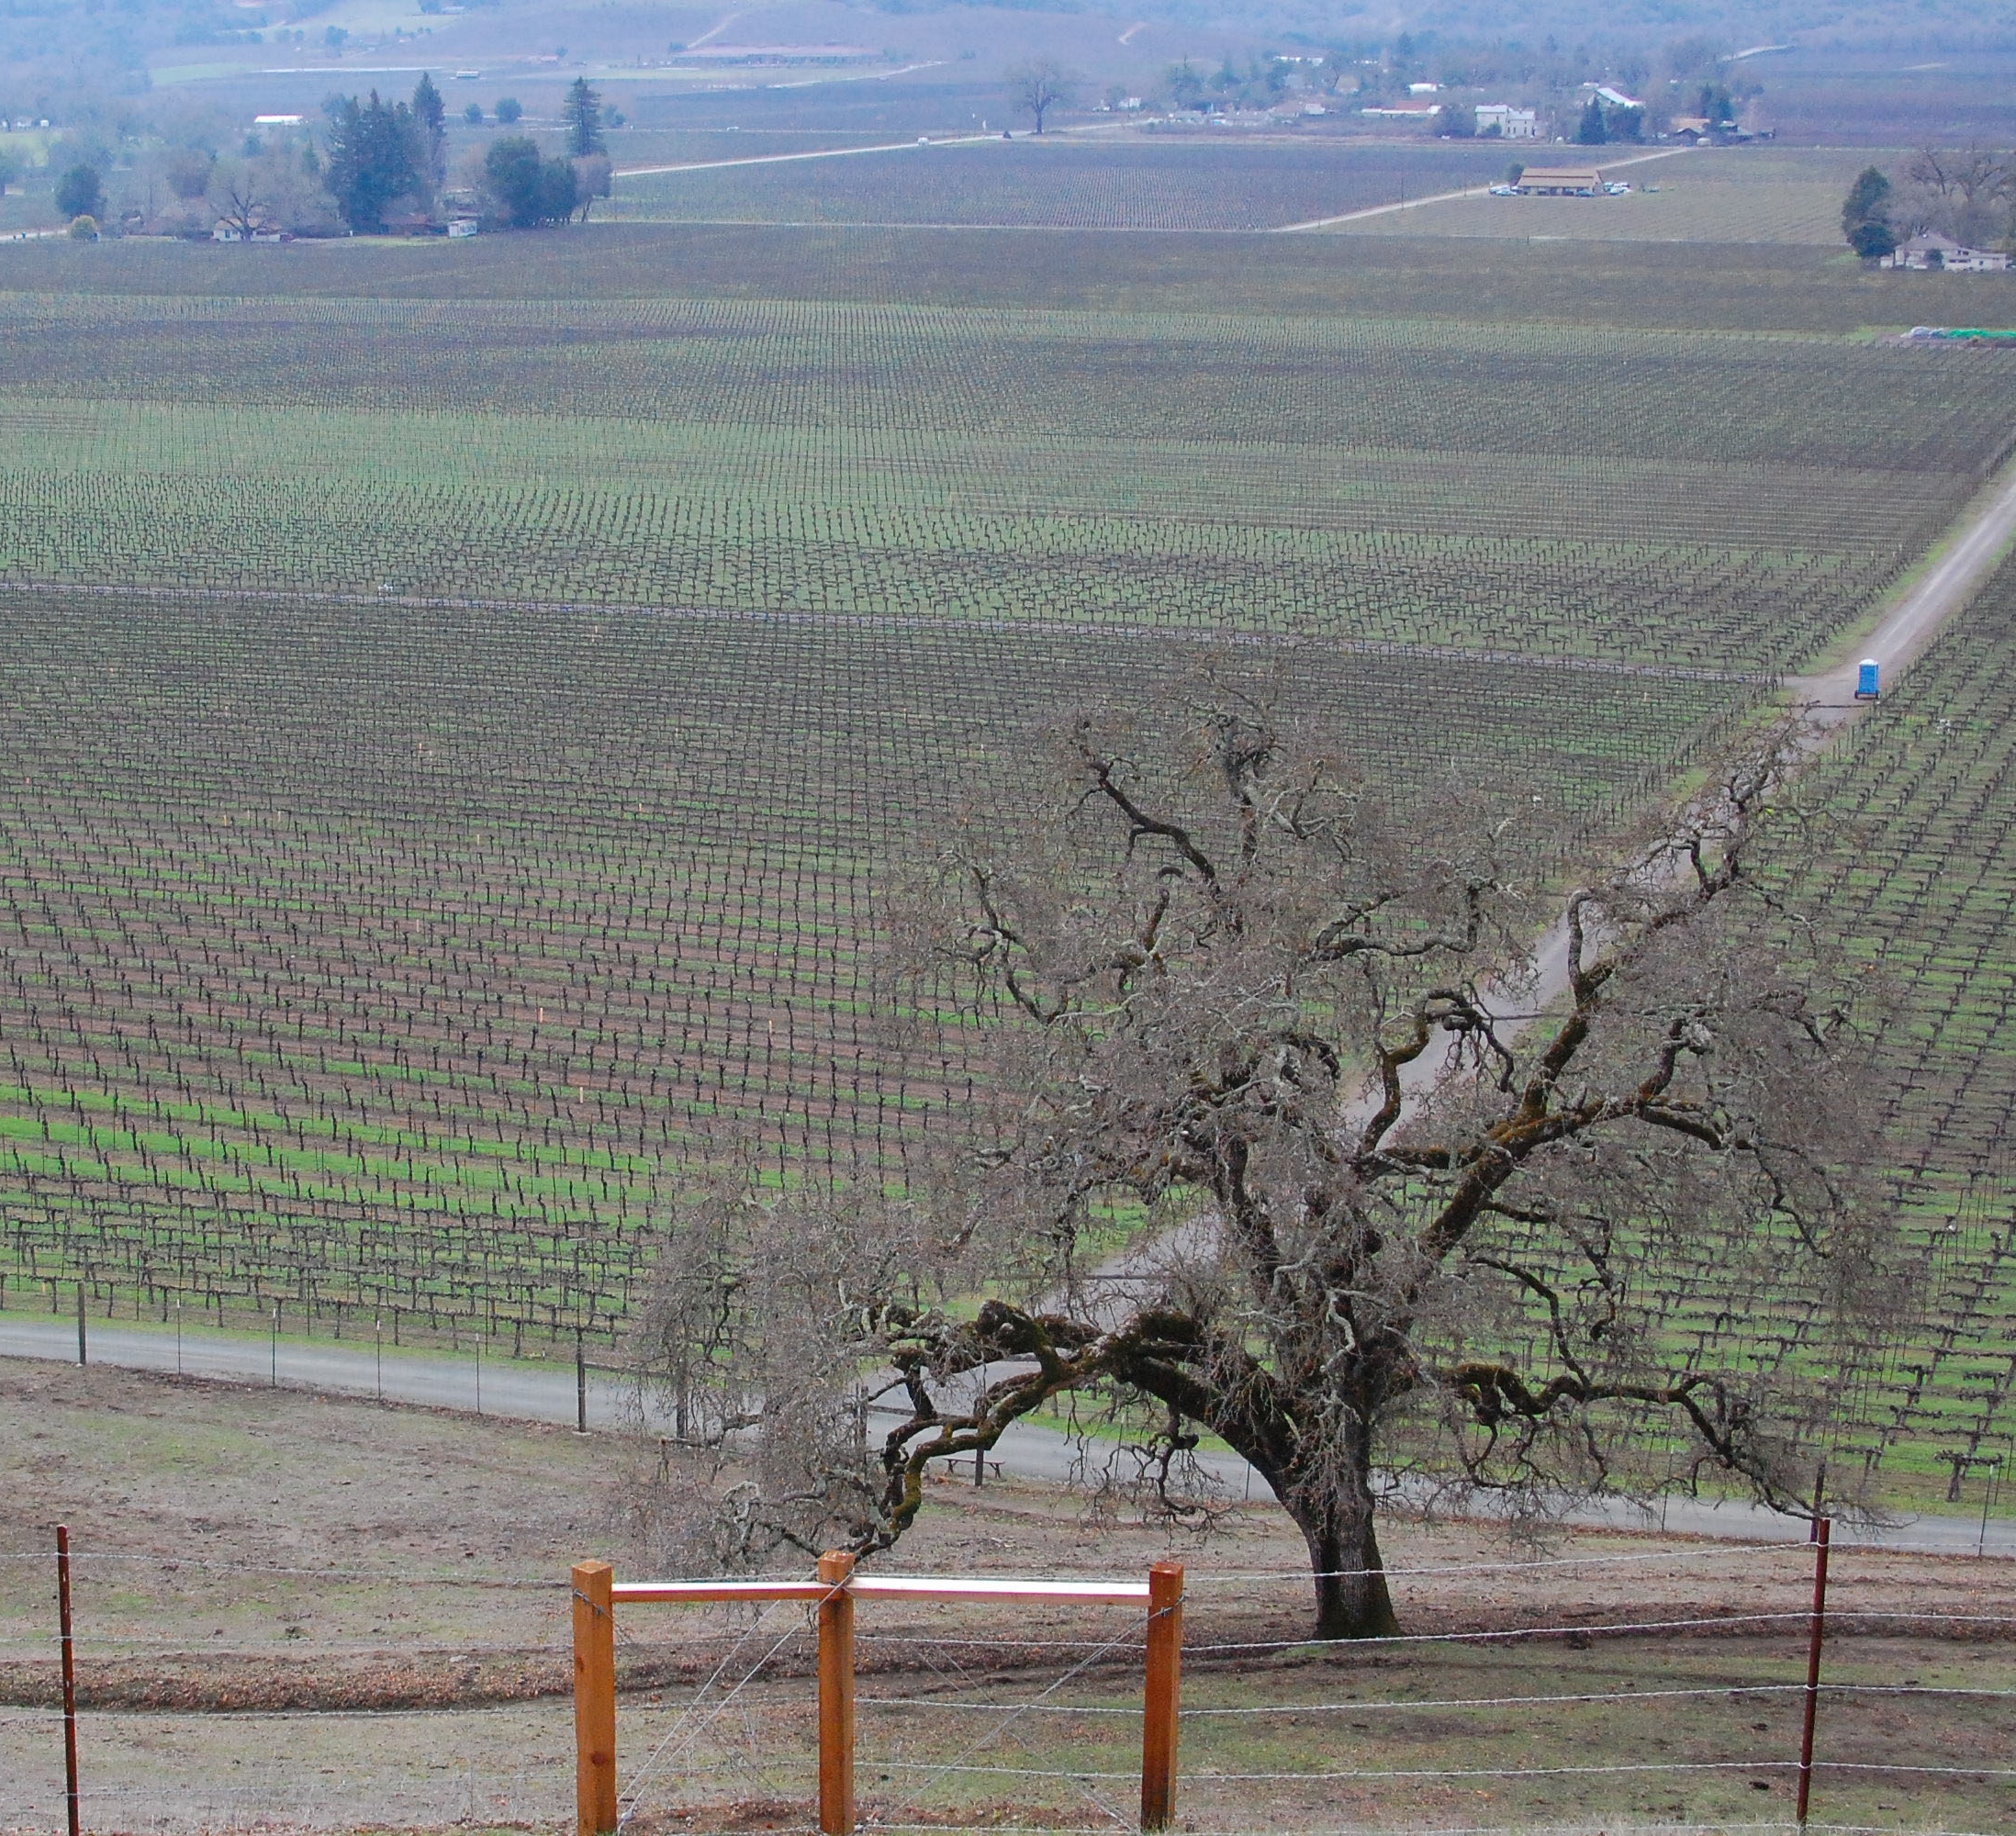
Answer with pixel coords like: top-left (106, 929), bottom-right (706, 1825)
top-left (1333, 149), bottom-right (1881, 247)
top-left (3, 230), bottom-right (1999, 334)
top-left (605, 140), bottom-right (1518, 230)
top-left (3, 1362), bottom-right (2016, 1832)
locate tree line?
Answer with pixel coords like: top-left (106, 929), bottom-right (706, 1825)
top-left (50, 73), bottom-right (615, 240)
top-left (1842, 147), bottom-right (2016, 260)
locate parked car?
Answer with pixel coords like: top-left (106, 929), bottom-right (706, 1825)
top-left (1488, 184), bottom-right (1518, 196)
top-left (1605, 181), bottom-right (1632, 194)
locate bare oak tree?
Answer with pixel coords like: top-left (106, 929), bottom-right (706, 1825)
top-left (1005, 59), bottom-right (1076, 133)
top-left (637, 692), bottom-right (1898, 1639)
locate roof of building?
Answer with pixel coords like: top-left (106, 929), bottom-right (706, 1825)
top-left (1518, 165), bottom-right (1606, 183)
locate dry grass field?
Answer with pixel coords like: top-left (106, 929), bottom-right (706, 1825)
top-left (2, 1363), bottom-right (2014, 1832)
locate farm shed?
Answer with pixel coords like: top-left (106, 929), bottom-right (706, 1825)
top-left (1514, 165), bottom-right (1607, 196)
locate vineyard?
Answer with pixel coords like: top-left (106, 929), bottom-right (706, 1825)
top-left (604, 139), bottom-right (1517, 230)
top-left (1725, 545), bottom-right (2016, 1492)
top-left (1338, 146), bottom-right (1878, 246)
top-left (0, 229), bottom-right (1981, 335)
top-left (0, 301), bottom-right (2008, 667)
top-left (0, 230), bottom-right (2010, 1479)
top-left (0, 595), bottom-right (1748, 1349)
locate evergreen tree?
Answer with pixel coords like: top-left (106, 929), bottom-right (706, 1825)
top-left (1575, 95), bottom-right (1607, 144)
top-left (410, 73), bottom-right (447, 185)
top-left (54, 162), bottom-right (104, 220)
top-left (323, 90), bottom-right (422, 232)
top-left (482, 135), bottom-right (578, 227)
top-left (1842, 165), bottom-right (1895, 257)
top-left (561, 77), bottom-right (605, 157)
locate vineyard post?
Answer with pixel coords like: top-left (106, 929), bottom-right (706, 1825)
top-left (174, 1299), bottom-right (183, 1375)
top-left (375, 1317), bottom-right (383, 1399)
top-left (1140, 1559), bottom-right (1183, 1831)
top-left (572, 1559), bottom-right (617, 1836)
top-left (577, 1327), bottom-right (588, 1433)
top-left (1796, 1517), bottom-right (1831, 1826)
top-left (56, 1524), bottom-right (78, 1836)
top-left (73, 1284), bottom-right (85, 1366)
top-left (817, 1549), bottom-right (857, 1835)
top-left (270, 1305), bottom-right (279, 1387)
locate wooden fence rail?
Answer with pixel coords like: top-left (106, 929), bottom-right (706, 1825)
top-left (571, 1553), bottom-right (1183, 1836)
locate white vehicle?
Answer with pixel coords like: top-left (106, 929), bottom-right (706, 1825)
top-left (1605, 181), bottom-right (1632, 194)
top-left (1488, 183), bottom-right (1518, 196)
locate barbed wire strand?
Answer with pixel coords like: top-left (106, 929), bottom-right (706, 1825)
top-left (860, 1681), bottom-right (1820, 1717)
top-left (616, 1593), bottom-right (820, 1828)
top-left (1193, 1542), bottom-right (1818, 1582)
top-left (874, 1597), bottom-right (1182, 1832)
top-left (0, 1550), bottom-right (565, 1585)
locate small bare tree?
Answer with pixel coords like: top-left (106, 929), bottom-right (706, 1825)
top-left (1006, 59), bottom-right (1075, 133)
top-left (636, 688), bottom-right (1898, 1639)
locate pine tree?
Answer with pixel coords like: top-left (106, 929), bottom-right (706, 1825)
top-left (1575, 95), bottom-right (1607, 144)
top-left (323, 91), bottom-right (422, 232)
top-left (562, 78), bottom-right (605, 157)
top-left (1842, 166), bottom-right (1895, 258)
top-left (411, 73), bottom-right (447, 185)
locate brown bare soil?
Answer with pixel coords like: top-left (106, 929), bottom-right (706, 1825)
top-left (5, 1361), bottom-right (2015, 1832)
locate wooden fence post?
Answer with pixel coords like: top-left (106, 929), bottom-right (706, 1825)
top-left (573, 1560), bottom-right (618, 1836)
top-left (1796, 1517), bottom-right (1831, 1827)
top-left (817, 1549), bottom-right (857, 1836)
top-left (1140, 1559), bottom-right (1183, 1832)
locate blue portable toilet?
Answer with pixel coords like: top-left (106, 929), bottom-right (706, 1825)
top-left (1855, 659), bottom-right (1880, 700)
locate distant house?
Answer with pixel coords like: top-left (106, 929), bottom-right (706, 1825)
top-left (1513, 164), bottom-right (1606, 196)
top-left (1361, 104), bottom-right (1441, 121)
top-left (1582, 84), bottom-right (1644, 108)
top-left (1475, 103), bottom-right (1540, 139)
top-left (1668, 114), bottom-right (1771, 144)
top-left (447, 218), bottom-right (479, 238)
top-left (1885, 234), bottom-right (2012, 273)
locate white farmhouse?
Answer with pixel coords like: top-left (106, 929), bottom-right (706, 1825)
top-left (1475, 104), bottom-right (1540, 139)
top-left (1885, 234), bottom-right (2012, 273)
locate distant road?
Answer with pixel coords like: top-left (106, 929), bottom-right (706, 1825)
top-left (616, 132), bottom-right (995, 181)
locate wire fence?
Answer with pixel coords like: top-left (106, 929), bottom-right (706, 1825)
top-left (4, 1533), bottom-right (2015, 1832)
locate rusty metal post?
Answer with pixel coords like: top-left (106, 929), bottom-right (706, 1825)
top-left (817, 1550), bottom-right (857, 1835)
top-left (1140, 1560), bottom-right (1183, 1831)
top-left (573, 1560), bottom-right (618, 1836)
top-left (57, 1524), bottom-right (79, 1836)
top-left (1796, 1517), bottom-right (1831, 1826)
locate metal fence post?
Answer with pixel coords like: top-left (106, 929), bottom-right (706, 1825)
top-left (1796, 1517), bottom-right (1831, 1826)
top-left (57, 1524), bottom-right (79, 1836)
top-left (817, 1550), bottom-right (857, 1835)
top-left (1141, 1559), bottom-right (1184, 1831)
top-left (573, 1560), bottom-right (618, 1836)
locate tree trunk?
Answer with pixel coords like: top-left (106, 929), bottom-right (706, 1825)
top-left (1288, 1459), bottom-right (1399, 1640)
